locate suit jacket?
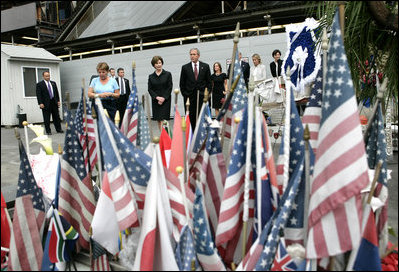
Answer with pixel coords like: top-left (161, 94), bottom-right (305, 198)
top-left (227, 60), bottom-right (250, 85)
top-left (270, 59), bottom-right (283, 77)
top-left (179, 61), bottom-right (211, 98)
top-left (115, 77), bottom-right (131, 97)
top-left (36, 80), bottom-right (60, 108)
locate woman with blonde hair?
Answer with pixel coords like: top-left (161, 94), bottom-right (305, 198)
top-left (88, 62), bottom-right (120, 121)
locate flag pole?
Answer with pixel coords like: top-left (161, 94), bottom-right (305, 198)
top-left (174, 88), bottom-right (179, 110)
top-left (144, 94), bottom-right (154, 141)
top-left (242, 83), bottom-right (255, 259)
top-left (282, 67), bottom-right (292, 193)
top-left (115, 110), bottom-right (120, 127)
top-left (367, 161), bottom-right (383, 205)
top-left (82, 79), bottom-right (92, 180)
top-left (91, 103), bottom-right (103, 187)
top-left (22, 121), bottom-right (30, 160)
top-left (182, 115), bottom-right (188, 185)
top-left (221, 22), bottom-right (240, 149)
top-left (176, 166), bottom-right (190, 224)
top-left (303, 124), bottom-right (311, 247)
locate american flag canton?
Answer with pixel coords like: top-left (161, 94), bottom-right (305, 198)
top-left (284, 89), bottom-right (315, 242)
top-left (231, 49), bottom-right (248, 114)
top-left (17, 141), bottom-right (45, 212)
top-left (175, 225), bottom-right (198, 271)
top-left (206, 126), bottom-right (222, 155)
top-left (322, 23), bottom-right (354, 118)
top-left (302, 59), bottom-right (323, 155)
top-left (365, 104), bottom-right (387, 186)
top-left (255, 160), bottom-right (304, 271)
top-left (121, 85), bottom-right (139, 144)
top-left (63, 111), bottom-right (87, 181)
top-left (137, 101), bottom-right (151, 150)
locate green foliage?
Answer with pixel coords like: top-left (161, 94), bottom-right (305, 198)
top-left (307, 1), bottom-right (398, 108)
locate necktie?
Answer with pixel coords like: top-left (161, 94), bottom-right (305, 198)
top-left (47, 81), bottom-right (53, 99)
top-left (194, 63), bottom-right (198, 80)
top-left (120, 78), bottom-right (125, 95)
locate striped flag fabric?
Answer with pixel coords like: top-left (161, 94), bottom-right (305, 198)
top-left (59, 111), bottom-right (96, 250)
top-left (175, 225), bottom-right (199, 271)
top-left (306, 10), bottom-right (369, 259)
top-left (365, 103), bottom-right (389, 255)
top-left (8, 140), bottom-right (46, 271)
top-left (75, 90), bottom-right (97, 174)
top-left (302, 59), bottom-right (323, 155)
top-left (159, 127), bottom-right (172, 168)
top-left (96, 97), bottom-right (147, 230)
top-left (215, 104), bottom-right (255, 265)
top-left (193, 185), bottom-right (226, 271)
top-left (270, 238), bottom-right (298, 271)
top-left (90, 238), bottom-right (110, 271)
top-left (137, 101), bottom-right (151, 151)
top-left (120, 81), bottom-right (139, 145)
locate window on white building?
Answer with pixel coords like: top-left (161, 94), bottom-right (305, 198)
top-left (22, 67), bottom-right (50, 97)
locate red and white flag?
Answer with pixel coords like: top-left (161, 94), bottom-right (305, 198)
top-left (159, 127), bottom-right (172, 168)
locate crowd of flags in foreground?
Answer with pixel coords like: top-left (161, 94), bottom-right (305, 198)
top-left (1, 10), bottom-right (394, 271)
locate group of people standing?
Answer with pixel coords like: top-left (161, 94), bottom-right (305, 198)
top-left (85, 47), bottom-right (284, 133)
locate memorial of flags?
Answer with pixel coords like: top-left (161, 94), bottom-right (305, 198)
top-left (1, 6), bottom-right (398, 272)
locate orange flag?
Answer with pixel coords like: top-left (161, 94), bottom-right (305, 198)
top-left (169, 109), bottom-right (184, 176)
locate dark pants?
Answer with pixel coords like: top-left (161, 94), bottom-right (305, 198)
top-left (101, 99), bottom-right (117, 123)
top-left (184, 92), bottom-right (204, 132)
top-left (42, 99), bottom-right (62, 133)
top-left (117, 94), bottom-right (129, 127)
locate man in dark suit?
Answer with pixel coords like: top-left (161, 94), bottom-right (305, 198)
top-left (115, 68), bottom-right (131, 126)
top-left (270, 49), bottom-right (283, 77)
top-left (179, 48), bottom-right (211, 131)
top-left (36, 71), bottom-right (63, 135)
top-left (227, 52), bottom-right (250, 88)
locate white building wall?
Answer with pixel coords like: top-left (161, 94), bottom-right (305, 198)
top-left (1, 57), bottom-right (62, 125)
top-left (59, 32), bottom-right (287, 116)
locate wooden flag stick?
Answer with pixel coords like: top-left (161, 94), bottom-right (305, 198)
top-left (367, 161), bottom-right (383, 205)
top-left (22, 121), bottom-right (30, 159)
top-left (303, 124), bottom-right (311, 247)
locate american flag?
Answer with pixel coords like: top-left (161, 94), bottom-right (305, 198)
top-left (253, 107), bottom-right (280, 241)
top-left (221, 48), bottom-right (248, 139)
top-left (365, 103), bottom-right (389, 255)
top-left (270, 238), bottom-right (298, 271)
top-left (215, 105), bottom-right (255, 264)
top-left (302, 59), bottom-right (323, 155)
top-left (194, 124), bottom-right (227, 235)
top-left (96, 98), bottom-right (150, 230)
top-left (306, 11), bottom-right (369, 259)
top-left (188, 103), bottom-right (212, 173)
top-left (175, 225), bottom-right (199, 271)
top-left (120, 82), bottom-right (139, 145)
top-left (137, 101), bottom-right (151, 151)
top-left (75, 90), bottom-right (97, 174)
top-left (59, 111), bottom-right (96, 250)
top-left (7, 140), bottom-right (46, 271)
top-left (193, 186), bottom-right (226, 271)
top-left (90, 238), bottom-right (110, 271)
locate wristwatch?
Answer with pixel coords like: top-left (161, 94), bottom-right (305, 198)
top-left (94, 94), bottom-right (99, 98)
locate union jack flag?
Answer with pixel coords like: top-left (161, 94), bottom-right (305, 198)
top-left (270, 238), bottom-right (297, 271)
top-left (75, 90), bottom-right (97, 173)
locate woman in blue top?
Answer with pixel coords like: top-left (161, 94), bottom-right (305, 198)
top-left (88, 62), bottom-right (120, 121)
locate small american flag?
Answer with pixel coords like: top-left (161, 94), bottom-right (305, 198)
top-left (120, 83), bottom-right (139, 145)
top-left (59, 111), bottom-right (96, 250)
top-left (302, 60), bottom-right (323, 155)
top-left (193, 186), bottom-right (226, 271)
top-left (365, 103), bottom-right (389, 254)
top-left (8, 140), bottom-right (46, 271)
top-left (90, 238), bottom-right (110, 271)
top-left (75, 90), bottom-right (97, 174)
top-left (96, 98), bottom-right (149, 230)
top-left (175, 225), bottom-right (199, 271)
top-left (270, 238), bottom-right (297, 271)
top-left (306, 10), bottom-right (369, 259)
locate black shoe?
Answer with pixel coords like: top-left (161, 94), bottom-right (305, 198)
top-left (56, 130), bottom-right (64, 133)
top-left (47, 132), bottom-right (52, 135)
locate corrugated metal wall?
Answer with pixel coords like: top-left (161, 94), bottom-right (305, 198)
top-left (59, 32), bottom-right (287, 116)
